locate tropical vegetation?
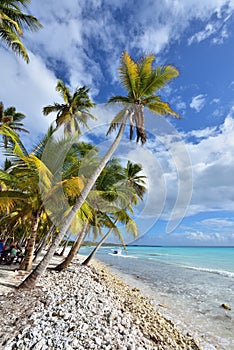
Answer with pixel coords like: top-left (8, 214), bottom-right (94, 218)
top-left (0, 0), bottom-right (42, 62)
top-left (0, 50), bottom-right (180, 290)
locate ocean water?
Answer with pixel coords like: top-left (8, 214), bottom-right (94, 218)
top-left (79, 246), bottom-right (234, 350)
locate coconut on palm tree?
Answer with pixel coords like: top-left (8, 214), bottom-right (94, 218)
top-left (0, 0), bottom-right (43, 63)
top-left (18, 52), bottom-right (179, 289)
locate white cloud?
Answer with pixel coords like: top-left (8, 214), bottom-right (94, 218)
top-left (190, 94), bottom-right (207, 112)
top-left (103, 107), bottom-right (234, 228)
top-left (188, 126), bottom-right (217, 139)
top-left (132, 0), bottom-right (234, 52)
top-left (211, 98), bottom-right (220, 104)
top-left (0, 48), bottom-right (57, 146)
top-left (185, 230), bottom-right (225, 242)
top-left (185, 108), bottom-right (234, 215)
top-left (1, 0), bottom-right (234, 236)
top-left (201, 218), bottom-right (234, 228)
top-left (188, 23), bottom-right (217, 44)
top-left (176, 101), bottom-right (186, 111)
top-left (188, 3), bottom-right (233, 45)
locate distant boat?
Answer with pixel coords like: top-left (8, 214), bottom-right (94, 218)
top-left (110, 248), bottom-right (122, 255)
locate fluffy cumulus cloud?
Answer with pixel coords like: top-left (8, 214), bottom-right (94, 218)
top-left (0, 48), bottom-right (57, 146)
top-left (1, 0), bottom-right (233, 126)
top-left (190, 94), bottom-right (207, 112)
top-left (106, 107), bottom-right (234, 230)
top-left (17, 0), bottom-right (234, 92)
top-left (1, 0), bottom-right (234, 242)
top-left (185, 108), bottom-right (234, 215)
top-left (185, 231), bottom-right (226, 242)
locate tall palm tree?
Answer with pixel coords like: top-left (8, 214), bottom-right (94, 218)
top-left (0, 102), bottom-right (29, 148)
top-left (0, 0), bottom-right (43, 63)
top-left (43, 79), bottom-right (96, 135)
top-left (18, 52), bottom-right (179, 289)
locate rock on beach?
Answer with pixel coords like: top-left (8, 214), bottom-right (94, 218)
top-left (0, 258), bottom-right (202, 349)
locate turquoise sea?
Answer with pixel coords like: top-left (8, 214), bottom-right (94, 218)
top-left (80, 246), bottom-right (234, 350)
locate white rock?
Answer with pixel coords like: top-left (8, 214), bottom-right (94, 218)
top-left (95, 337), bottom-right (103, 346)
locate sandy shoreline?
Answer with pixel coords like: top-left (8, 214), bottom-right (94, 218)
top-left (0, 256), bottom-right (202, 349)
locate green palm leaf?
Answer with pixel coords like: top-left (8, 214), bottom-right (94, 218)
top-left (0, 0), bottom-right (43, 62)
top-left (147, 100), bottom-right (180, 118)
top-left (119, 51), bottom-right (138, 98)
top-left (106, 107), bottom-right (129, 135)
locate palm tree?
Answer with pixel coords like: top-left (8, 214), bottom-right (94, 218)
top-left (0, 0), bottom-right (43, 63)
top-left (0, 102), bottom-right (29, 148)
top-left (53, 159), bottom-right (125, 271)
top-left (82, 160), bottom-right (146, 265)
top-left (18, 52), bottom-right (179, 289)
top-left (43, 79), bottom-right (96, 135)
top-left (106, 51), bottom-right (180, 144)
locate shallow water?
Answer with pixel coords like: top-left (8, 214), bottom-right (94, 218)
top-left (80, 246), bottom-right (234, 350)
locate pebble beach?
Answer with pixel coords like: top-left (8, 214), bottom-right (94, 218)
top-left (0, 257), bottom-right (202, 350)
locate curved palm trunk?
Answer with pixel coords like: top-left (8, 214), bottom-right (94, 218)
top-left (18, 117), bottom-right (127, 289)
top-left (82, 223), bottom-right (116, 266)
top-left (59, 231), bottom-right (72, 256)
top-left (34, 224), bottom-right (55, 262)
top-left (54, 223), bottom-right (88, 271)
top-left (19, 211), bottom-right (40, 271)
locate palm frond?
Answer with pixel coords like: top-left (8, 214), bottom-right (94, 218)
top-left (119, 51), bottom-right (138, 97)
top-left (0, 190), bottom-right (29, 211)
top-left (137, 55), bottom-right (155, 94)
top-left (0, 26), bottom-right (29, 62)
top-left (56, 79), bottom-right (72, 104)
top-left (147, 100), bottom-right (180, 118)
top-left (43, 103), bottom-right (65, 116)
top-left (106, 107), bottom-right (129, 136)
top-left (107, 96), bottom-right (133, 105)
top-left (142, 65), bottom-right (179, 96)
top-left (26, 154), bottom-right (53, 192)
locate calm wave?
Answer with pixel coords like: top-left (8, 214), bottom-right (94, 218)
top-left (80, 246), bottom-right (234, 350)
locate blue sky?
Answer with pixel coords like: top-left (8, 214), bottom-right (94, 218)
top-left (1, 0), bottom-right (234, 246)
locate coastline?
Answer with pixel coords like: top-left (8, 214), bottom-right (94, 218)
top-left (0, 255), bottom-right (202, 350)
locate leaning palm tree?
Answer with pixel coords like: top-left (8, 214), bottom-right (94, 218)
top-left (82, 160), bottom-right (146, 265)
top-left (0, 0), bottom-right (43, 63)
top-left (19, 52), bottom-right (179, 289)
top-left (53, 158), bottom-right (125, 271)
top-left (43, 79), bottom-right (96, 135)
top-left (0, 102), bottom-right (29, 148)
top-left (82, 210), bottom-right (137, 266)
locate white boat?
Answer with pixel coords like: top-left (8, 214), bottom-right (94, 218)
top-left (110, 248), bottom-right (122, 255)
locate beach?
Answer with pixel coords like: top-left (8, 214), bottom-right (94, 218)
top-left (87, 246), bottom-right (234, 350)
top-left (0, 256), bottom-right (201, 350)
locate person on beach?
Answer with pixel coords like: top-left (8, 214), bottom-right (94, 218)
top-left (0, 239), bottom-right (4, 253)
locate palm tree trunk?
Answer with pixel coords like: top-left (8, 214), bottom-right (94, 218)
top-left (59, 231), bottom-right (72, 256)
top-left (133, 104), bottom-right (146, 144)
top-left (54, 223), bottom-right (88, 271)
top-left (82, 222), bottom-right (116, 266)
top-left (19, 211), bottom-right (40, 271)
top-left (18, 116), bottom-right (127, 289)
top-left (34, 224), bottom-right (55, 262)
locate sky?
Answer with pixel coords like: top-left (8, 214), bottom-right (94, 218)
top-left (1, 0), bottom-right (234, 246)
